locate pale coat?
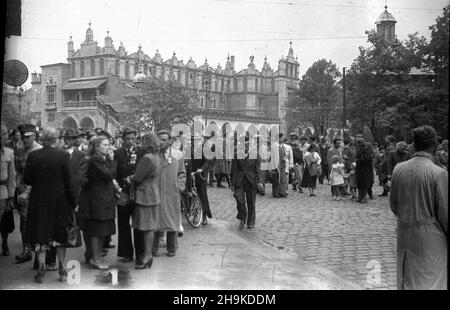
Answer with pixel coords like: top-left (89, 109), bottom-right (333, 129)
top-left (390, 152), bottom-right (447, 290)
top-left (329, 163), bottom-right (345, 186)
top-left (157, 147), bottom-right (186, 231)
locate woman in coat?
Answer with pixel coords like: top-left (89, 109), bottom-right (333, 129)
top-left (301, 145), bottom-right (322, 196)
top-left (23, 128), bottom-right (76, 283)
top-left (355, 136), bottom-right (374, 203)
top-left (79, 135), bottom-right (118, 270)
top-left (129, 133), bottom-right (161, 269)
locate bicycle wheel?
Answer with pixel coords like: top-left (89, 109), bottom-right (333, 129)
top-left (185, 195), bottom-right (203, 228)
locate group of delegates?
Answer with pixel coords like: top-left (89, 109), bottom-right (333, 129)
top-left (0, 123), bottom-right (187, 284)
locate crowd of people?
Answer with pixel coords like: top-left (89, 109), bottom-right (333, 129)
top-left (0, 122), bottom-right (447, 289)
top-left (0, 124), bottom-right (188, 283)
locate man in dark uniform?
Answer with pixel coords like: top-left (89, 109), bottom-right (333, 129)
top-left (231, 133), bottom-right (262, 229)
top-left (114, 127), bottom-right (144, 263)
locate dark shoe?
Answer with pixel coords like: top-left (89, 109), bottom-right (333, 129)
top-left (359, 198), bottom-right (368, 203)
top-left (101, 248), bottom-right (109, 253)
top-left (369, 194), bottom-right (374, 199)
top-left (177, 231), bottom-right (183, 237)
top-left (103, 243), bottom-right (115, 249)
top-left (238, 220), bottom-right (245, 230)
top-left (247, 225), bottom-right (255, 229)
top-left (217, 184), bottom-right (225, 188)
top-left (279, 194), bottom-right (287, 198)
top-left (152, 251), bottom-right (160, 257)
top-left (34, 264), bottom-right (45, 284)
top-left (272, 195), bottom-right (280, 198)
top-left (121, 257), bottom-right (133, 263)
top-left (135, 256), bottom-right (153, 269)
top-left (16, 251), bottom-right (32, 264)
top-left (46, 262), bottom-right (58, 271)
top-left (202, 217), bottom-right (208, 226)
top-left (298, 188), bottom-right (304, 193)
top-left (167, 252), bottom-right (176, 257)
top-left (58, 263), bottom-right (67, 282)
top-left (2, 244), bottom-right (9, 256)
top-left (378, 193), bottom-right (388, 197)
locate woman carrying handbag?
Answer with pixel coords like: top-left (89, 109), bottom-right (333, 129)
top-left (300, 144), bottom-right (322, 196)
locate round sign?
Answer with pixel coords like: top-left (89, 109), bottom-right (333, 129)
top-left (3, 59), bottom-right (29, 87)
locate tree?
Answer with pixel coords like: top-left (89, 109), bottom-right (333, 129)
top-left (346, 21), bottom-right (448, 142)
top-left (286, 59), bottom-right (342, 136)
top-left (121, 78), bottom-right (195, 132)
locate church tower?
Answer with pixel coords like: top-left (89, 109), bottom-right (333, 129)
top-left (375, 5), bottom-right (397, 43)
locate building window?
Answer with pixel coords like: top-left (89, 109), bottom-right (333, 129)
top-left (213, 98), bottom-right (216, 108)
top-left (80, 61), bottom-right (85, 77)
top-left (71, 62), bottom-right (75, 78)
top-left (91, 59), bottom-right (95, 76)
top-left (134, 62), bottom-right (139, 75)
top-left (200, 97), bottom-right (204, 107)
top-left (48, 113), bottom-right (55, 122)
top-left (233, 78), bottom-right (237, 92)
top-left (271, 79), bottom-right (275, 93)
top-left (100, 59), bottom-right (104, 75)
top-left (243, 78), bottom-right (247, 92)
top-left (144, 64), bottom-right (148, 76)
top-left (255, 78), bottom-right (258, 92)
top-left (47, 87), bottom-right (56, 103)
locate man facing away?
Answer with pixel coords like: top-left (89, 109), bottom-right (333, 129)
top-left (390, 125), bottom-right (447, 290)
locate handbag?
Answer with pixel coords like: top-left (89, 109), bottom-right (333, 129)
top-left (65, 212), bottom-right (82, 248)
top-left (117, 191), bottom-right (130, 206)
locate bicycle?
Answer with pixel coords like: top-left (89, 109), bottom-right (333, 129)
top-left (181, 172), bottom-right (204, 228)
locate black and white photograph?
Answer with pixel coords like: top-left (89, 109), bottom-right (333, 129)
top-left (0, 0), bottom-right (448, 293)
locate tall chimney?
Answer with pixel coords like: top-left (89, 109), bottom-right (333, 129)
top-left (230, 56), bottom-right (235, 70)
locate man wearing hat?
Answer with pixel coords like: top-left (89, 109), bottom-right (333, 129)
top-left (114, 127), bottom-right (145, 262)
top-left (152, 129), bottom-right (186, 257)
top-left (15, 124), bottom-right (42, 264)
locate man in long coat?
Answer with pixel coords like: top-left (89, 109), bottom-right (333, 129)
top-left (390, 125), bottom-right (447, 290)
top-left (231, 134), bottom-right (262, 229)
top-left (153, 129), bottom-right (186, 257)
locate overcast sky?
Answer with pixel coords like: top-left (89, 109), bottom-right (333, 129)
top-left (4, 0), bottom-right (448, 88)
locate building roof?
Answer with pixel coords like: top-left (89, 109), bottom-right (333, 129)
top-left (62, 78), bottom-right (107, 90)
top-left (375, 6), bottom-right (397, 24)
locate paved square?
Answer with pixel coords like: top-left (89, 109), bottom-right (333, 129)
top-left (208, 183), bottom-right (397, 289)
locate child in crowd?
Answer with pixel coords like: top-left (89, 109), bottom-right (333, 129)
top-left (329, 155), bottom-right (346, 200)
top-left (347, 162), bottom-right (357, 200)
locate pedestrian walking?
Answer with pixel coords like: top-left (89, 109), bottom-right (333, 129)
top-left (129, 133), bottom-right (161, 269)
top-left (390, 125), bottom-right (447, 290)
top-left (23, 128), bottom-right (76, 283)
top-left (231, 133), bottom-right (262, 229)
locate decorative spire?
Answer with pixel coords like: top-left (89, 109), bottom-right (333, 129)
top-left (264, 54), bottom-right (267, 62)
top-left (250, 55), bottom-right (254, 63)
top-left (173, 51), bottom-right (176, 57)
top-left (138, 43), bottom-right (142, 50)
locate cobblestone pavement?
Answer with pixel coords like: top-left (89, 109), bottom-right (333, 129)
top-left (208, 182), bottom-right (397, 290)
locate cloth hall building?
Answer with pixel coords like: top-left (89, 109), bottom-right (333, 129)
top-left (30, 23), bottom-right (300, 135)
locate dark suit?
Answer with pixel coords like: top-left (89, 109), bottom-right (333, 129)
top-left (114, 146), bottom-right (144, 259)
top-left (191, 143), bottom-right (213, 218)
top-left (68, 148), bottom-right (86, 204)
top-left (230, 148), bottom-right (261, 227)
